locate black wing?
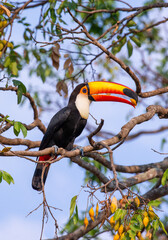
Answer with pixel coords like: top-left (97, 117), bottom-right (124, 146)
top-left (39, 107), bottom-right (71, 150)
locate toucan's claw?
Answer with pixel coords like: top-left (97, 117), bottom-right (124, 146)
top-left (52, 145), bottom-right (59, 156)
top-left (72, 146), bottom-right (84, 157)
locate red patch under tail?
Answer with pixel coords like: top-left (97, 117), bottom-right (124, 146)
top-left (32, 154), bottom-right (56, 191)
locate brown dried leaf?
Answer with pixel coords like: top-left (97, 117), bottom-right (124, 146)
top-left (64, 54), bottom-right (69, 58)
top-left (1, 147), bottom-right (12, 153)
top-left (64, 58), bottom-right (71, 69)
top-left (68, 63), bottom-right (74, 76)
top-left (99, 219), bottom-right (105, 229)
top-left (52, 60), bottom-right (59, 70)
top-left (0, 5), bottom-right (11, 17)
top-left (56, 81), bottom-right (68, 98)
top-left (52, 43), bottom-right (60, 56)
top-left (51, 52), bottom-right (59, 63)
top-left (51, 45), bottom-right (60, 70)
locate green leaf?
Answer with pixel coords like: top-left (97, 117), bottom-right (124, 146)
top-left (112, 45), bottom-right (121, 55)
top-left (127, 40), bottom-right (133, 57)
top-left (40, 48), bottom-right (47, 54)
top-left (67, 1), bottom-right (77, 10)
top-left (50, 8), bottom-right (57, 23)
top-left (153, 219), bottom-right (159, 232)
top-left (17, 85), bottom-right (23, 104)
top-left (69, 195), bottom-right (77, 218)
top-left (121, 234), bottom-right (130, 240)
top-left (13, 80), bottom-right (23, 90)
top-left (3, 2), bottom-right (15, 8)
top-left (57, 0), bottom-right (68, 15)
top-left (161, 138), bottom-right (167, 150)
top-left (14, 121), bottom-right (21, 132)
top-left (130, 223), bottom-right (142, 232)
top-left (73, 205), bottom-right (78, 225)
top-left (120, 37), bottom-right (127, 47)
top-left (113, 209), bottom-right (127, 221)
top-left (13, 121), bottom-right (21, 136)
top-left (13, 80), bottom-right (26, 104)
top-left (11, 61), bottom-right (18, 76)
top-left (159, 219), bottom-right (167, 235)
top-left (2, 171), bottom-right (14, 184)
top-left (4, 56), bottom-right (11, 67)
top-left (131, 36), bottom-right (141, 47)
top-left (148, 199), bottom-right (161, 207)
top-left (127, 20), bottom-right (136, 27)
top-left (161, 168), bottom-right (168, 186)
top-left (128, 229), bottom-right (136, 238)
top-left (20, 123), bottom-right (27, 138)
top-left (0, 171), bottom-right (2, 183)
top-left (137, 214), bottom-right (143, 225)
top-left (32, 50), bottom-right (41, 61)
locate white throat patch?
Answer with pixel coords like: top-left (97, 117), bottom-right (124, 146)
top-left (75, 93), bottom-right (91, 119)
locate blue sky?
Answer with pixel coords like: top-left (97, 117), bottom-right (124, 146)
top-left (1, 79), bottom-right (167, 239)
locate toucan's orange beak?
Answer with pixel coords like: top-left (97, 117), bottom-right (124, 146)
top-left (87, 81), bottom-right (138, 107)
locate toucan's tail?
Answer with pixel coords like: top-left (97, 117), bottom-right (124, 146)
top-left (32, 155), bottom-right (51, 191)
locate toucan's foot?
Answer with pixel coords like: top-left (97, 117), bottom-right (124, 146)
top-left (72, 146), bottom-right (84, 157)
top-left (52, 145), bottom-right (59, 156)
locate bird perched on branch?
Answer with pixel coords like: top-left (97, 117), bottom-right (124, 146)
top-left (32, 81), bottom-right (138, 191)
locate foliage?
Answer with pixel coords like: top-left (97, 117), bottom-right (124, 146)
top-left (0, 169), bottom-right (14, 185)
top-left (0, 0), bottom-right (168, 239)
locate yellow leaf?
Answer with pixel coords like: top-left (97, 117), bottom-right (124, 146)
top-left (146, 230), bottom-right (152, 239)
top-left (96, 203), bottom-right (99, 218)
top-left (0, 9), bottom-right (4, 14)
top-left (120, 233), bottom-right (125, 240)
top-left (134, 196), bottom-right (140, 207)
top-left (114, 221), bottom-right (120, 231)
top-left (143, 216), bottom-right (149, 227)
top-left (1, 147), bottom-right (12, 152)
top-left (148, 206), bottom-right (155, 219)
top-left (110, 203), bottom-right (117, 214)
top-left (0, 43), bottom-right (3, 50)
top-left (109, 216), bottom-right (115, 227)
top-left (118, 224), bottom-right (124, 236)
top-left (89, 207), bottom-right (94, 222)
top-left (137, 231), bottom-right (142, 239)
top-left (113, 233), bottom-right (119, 240)
top-left (112, 196), bottom-right (118, 205)
top-left (84, 217), bottom-right (89, 229)
top-left (110, 196), bottom-right (118, 213)
top-left (143, 211), bottom-right (148, 217)
top-left (7, 42), bottom-right (14, 49)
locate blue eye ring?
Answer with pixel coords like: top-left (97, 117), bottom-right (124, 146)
top-left (82, 88), bottom-right (87, 93)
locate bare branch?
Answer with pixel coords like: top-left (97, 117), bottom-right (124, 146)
top-left (0, 135), bottom-right (40, 149)
top-left (104, 168), bottom-right (163, 192)
top-left (0, 86), bottom-right (46, 133)
top-left (75, 3), bottom-right (168, 15)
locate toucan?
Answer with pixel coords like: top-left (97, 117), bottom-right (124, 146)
top-left (32, 81), bottom-right (138, 191)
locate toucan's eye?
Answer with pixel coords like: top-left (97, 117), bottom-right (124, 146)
top-left (82, 88), bottom-right (87, 93)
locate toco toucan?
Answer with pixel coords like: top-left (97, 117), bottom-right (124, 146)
top-left (32, 81), bottom-right (138, 191)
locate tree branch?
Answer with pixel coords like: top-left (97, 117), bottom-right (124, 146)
top-left (0, 86), bottom-right (46, 133)
top-left (1, 105), bottom-right (168, 158)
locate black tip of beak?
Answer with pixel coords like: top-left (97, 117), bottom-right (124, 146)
top-left (88, 95), bottom-right (95, 101)
top-left (123, 88), bottom-right (138, 104)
